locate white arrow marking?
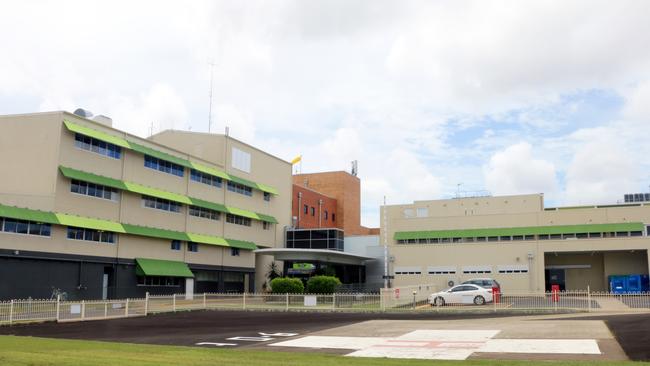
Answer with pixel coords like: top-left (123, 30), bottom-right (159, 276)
top-left (259, 333), bottom-right (298, 337)
top-left (196, 342), bottom-right (238, 347)
top-left (227, 336), bottom-right (274, 342)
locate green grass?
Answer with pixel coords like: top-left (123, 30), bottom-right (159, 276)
top-left (0, 335), bottom-right (646, 366)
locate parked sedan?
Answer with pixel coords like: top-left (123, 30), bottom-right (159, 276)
top-left (429, 284), bottom-right (493, 306)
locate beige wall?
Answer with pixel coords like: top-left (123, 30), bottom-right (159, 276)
top-left (0, 112), bottom-right (62, 210)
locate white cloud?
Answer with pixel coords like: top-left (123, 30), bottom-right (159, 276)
top-left (1, 0), bottom-right (650, 224)
top-left (484, 142), bottom-right (558, 196)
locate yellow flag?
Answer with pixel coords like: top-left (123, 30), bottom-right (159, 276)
top-left (291, 155), bottom-right (302, 165)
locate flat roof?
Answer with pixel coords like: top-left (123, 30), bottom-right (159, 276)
top-left (254, 248), bottom-right (375, 265)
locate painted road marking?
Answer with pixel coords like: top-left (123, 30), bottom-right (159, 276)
top-left (197, 332), bottom-right (298, 347)
top-left (196, 342), bottom-right (238, 347)
top-left (269, 330), bottom-right (601, 360)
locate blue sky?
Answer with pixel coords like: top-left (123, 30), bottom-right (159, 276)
top-left (1, 1), bottom-right (649, 227)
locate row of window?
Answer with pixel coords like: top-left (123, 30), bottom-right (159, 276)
top-left (227, 181), bottom-right (252, 196)
top-left (302, 204), bottom-right (335, 221)
top-left (170, 240), bottom-right (240, 256)
top-left (226, 213), bottom-right (252, 227)
top-left (71, 179), bottom-right (119, 201)
top-left (75, 133), bottom-right (122, 159)
top-left (397, 269), bottom-right (531, 275)
top-left (144, 155), bottom-right (184, 177)
top-left (188, 206), bottom-right (221, 221)
top-left (0, 218), bottom-right (51, 236)
top-left (190, 169), bottom-right (222, 188)
top-left (397, 230), bottom-right (645, 244)
top-left (75, 134), bottom-right (271, 201)
top-left (137, 276), bottom-right (182, 287)
top-left (142, 195), bottom-right (181, 213)
top-left (67, 227), bottom-right (116, 243)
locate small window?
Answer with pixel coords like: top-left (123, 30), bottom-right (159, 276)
top-left (304, 205), bottom-right (308, 214)
top-left (263, 222), bottom-right (271, 230)
top-left (416, 208), bottom-right (428, 217)
top-left (264, 192), bottom-right (271, 202)
top-left (231, 248), bottom-right (240, 256)
top-left (332, 213), bottom-right (336, 222)
top-left (187, 242), bottom-right (199, 252)
top-left (311, 207), bottom-right (315, 216)
top-left (171, 240), bottom-right (181, 251)
top-left (324, 210), bottom-right (328, 220)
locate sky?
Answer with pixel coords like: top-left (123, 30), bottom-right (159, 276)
top-left (1, 0), bottom-right (649, 227)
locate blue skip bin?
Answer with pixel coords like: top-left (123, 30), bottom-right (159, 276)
top-left (609, 274), bottom-right (650, 294)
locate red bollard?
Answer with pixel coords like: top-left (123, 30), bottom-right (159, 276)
top-left (551, 284), bottom-right (560, 302)
top-left (492, 286), bottom-right (500, 303)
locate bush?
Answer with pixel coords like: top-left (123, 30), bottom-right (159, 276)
top-left (306, 276), bottom-right (342, 294)
top-left (270, 277), bottom-right (304, 294)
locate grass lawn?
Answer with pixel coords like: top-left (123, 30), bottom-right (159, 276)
top-left (0, 335), bottom-right (647, 366)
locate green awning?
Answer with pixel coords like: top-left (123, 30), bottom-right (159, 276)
top-left (135, 258), bottom-right (194, 278)
top-left (63, 120), bottom-right (132, 149)
top-left (0, 203), bottom-right (257, 250)
top-left (59, 166), bottom-right (276, 223)
top-left (394, 222), bottom-right (646, 240)
top-left (63, 120), bottom-right (279, 195)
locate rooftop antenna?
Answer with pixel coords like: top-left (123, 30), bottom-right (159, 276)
top-left (456, 183), bottom-right (463, 198)
top-left (149, 122), bottom-right (154, 136)
top-left (208, 60), bottom-right (216, 133)
top-left (351, 160), bottom-right (358, 176)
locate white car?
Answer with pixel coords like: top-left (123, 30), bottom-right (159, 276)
top-left (429, 284), bottom-right (494, 306)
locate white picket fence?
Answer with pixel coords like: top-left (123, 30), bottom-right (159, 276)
top-left (2, 288), bottom-right (650, 325)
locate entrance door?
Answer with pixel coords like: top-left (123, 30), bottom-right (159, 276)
top-left (102, 274), bottom-right (109, 300)
top-left (545, 269), bottom-right (566, 291)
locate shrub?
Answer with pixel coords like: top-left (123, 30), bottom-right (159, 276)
top-left (270, 277), bottom-right (304, 294)
top-left (306, 276), bottom-right (342, 294)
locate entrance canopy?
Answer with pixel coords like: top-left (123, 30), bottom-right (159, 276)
top-left (135, 258), bottom-right (194, 278)
top-left (254, 248), bottom-right (374, 266)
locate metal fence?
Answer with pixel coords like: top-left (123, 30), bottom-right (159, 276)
top-left (2, 288), bottom-right (650, 326)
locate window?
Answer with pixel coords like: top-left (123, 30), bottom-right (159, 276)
top-left (67, 227), bottom-right (115, 243)
top-left (226, 214), bottom-right (252, 227)
top-left (137, 276), bottom-right (181, 287)
top-left (332, 213), bottom-right (336, 222)
top-left (1, 218), bottom-right (51, 237)
top-left (231, 248), bottom-right (240, 256)
top-left (416, 208), bottom-right (428, 218)
top-left (264, 192), bottom-right (271, 202)
top-left (71, 180), bottom-right (119, 201)
top-left (263, 221), bottom-right (271, 230)
top-left (144, 155), bottom-right (184, 177)
top-left (142, 195), bottom-right (181, 213)
top-left (311, 207), bottom-right (315, 216)
top-left (187, 242), bottom-right (199, 252)
top-left (190, 169), bottom-right (222, 188)
top-left (74, 133), bottom-right (121, 159)
top-left (303, 205), bottom-right (308, 214)
top-left (171, 240), bottom-right (181, 251)
top-left (189, 206), bottom-right (221, 221)
top-left (324, 210), bottom-right (328, 220)
top-left (231, 147), bottom-right (251, 173)
top-left (227, 181), bottom-right (253, 196)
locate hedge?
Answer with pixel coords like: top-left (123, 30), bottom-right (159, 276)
top-left (306, 276), bottom-right (341, 294)
top-left (270, 277), bottom-right (304, 293)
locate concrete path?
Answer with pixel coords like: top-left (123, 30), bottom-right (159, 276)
top-left (595, 297), bottom-right (630, 311)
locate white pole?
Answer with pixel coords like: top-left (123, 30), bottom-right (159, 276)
top-left (243, 292), bottom-right (246, 310)
top-left (104, 302), bottom-right (108, 318)
top-left (145, 292), bottom-right (149, 316)
top-left (172, 294), bottom-right (176, 312)
top-left (56, 295), bottom-right (61, 322)
top-left (9, 300), bottom-right (14, 325)
top-left (587, 286), bottom-right (591, 313)
top-left (332, 293), bottom-right (336, 311)
top-left (203, 292), bottom-right (207, 309)
top-left (285, 293), bottom-right (289, 311)
top-left (125, 298), bottom-right (129, 317)
top-left (81, 300), bottom-right (85, 320)
top-left (383, 196), bottom-right (389, 289)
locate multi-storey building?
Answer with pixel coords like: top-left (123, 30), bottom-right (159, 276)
top-left (382, 193), bottom-right (650, 292)
top-left (0, 111), bottom-right (291, 300)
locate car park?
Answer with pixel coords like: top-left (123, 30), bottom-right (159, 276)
top-left (429, 284), bottom-right (493, 306)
